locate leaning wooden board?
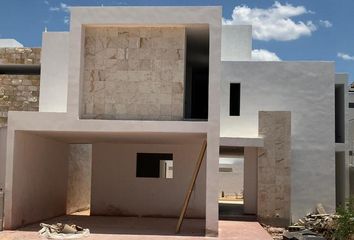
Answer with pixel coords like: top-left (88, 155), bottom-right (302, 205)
top-left (176, 139), bottom-right (207, 233)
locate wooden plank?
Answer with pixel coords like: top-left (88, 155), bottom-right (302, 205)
top-left (176, 139), bottom-right (207, 234)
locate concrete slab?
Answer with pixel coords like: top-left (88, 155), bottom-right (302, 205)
top-left (0, 216), bottom-right (272, 240)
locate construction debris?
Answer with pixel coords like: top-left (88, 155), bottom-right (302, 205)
top-left (262, 224), bottom-right (285, 240)
top-left (39, 223), bottom-right (90, 239)
top-left (290, 205), bottom-right (337, 239)
top-left (264, 203), bottom-right (337, 240)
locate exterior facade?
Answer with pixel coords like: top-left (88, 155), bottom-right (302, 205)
top-left (0, 5), bottom-right (352, 236)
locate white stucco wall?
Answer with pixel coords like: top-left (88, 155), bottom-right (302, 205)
top-left (5, 131), bottom-right (69, 229)
top-left (91, 141), bottom-right (206, 218)
top-left (218, 160), bottom-right (243, 197)
top-left (221, 61), bottom-right (336, 221)
top-left (221, 25), bottom-right (252, 61)
top-left (39, 32), bottom-right (69, 112)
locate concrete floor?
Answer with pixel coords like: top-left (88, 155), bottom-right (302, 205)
top-left (219, 202), bottom-right (257, 221)
top-left (0, 215), bottom-right (272, 240)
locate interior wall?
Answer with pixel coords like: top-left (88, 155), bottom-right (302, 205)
top-left (10, 132), bottom-right (69, 229)
top-left (91, 141), bottom-right (206, 218)
top-left (66, 144), bottom-right (92, 214)
top-left (0, 127), bottom-right (7, 191)
top-left (218, 158), bottom-right (244, 197)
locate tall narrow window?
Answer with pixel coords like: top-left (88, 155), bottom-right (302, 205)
top-left (230, 83), bottom-right (240, 116)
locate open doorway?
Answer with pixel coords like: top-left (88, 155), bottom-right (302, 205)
top-left (218, 156), bottom-right (245, 220)
top-left (218, 146), bottom-right (257, 221)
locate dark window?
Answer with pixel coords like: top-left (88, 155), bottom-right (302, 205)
top-left (349, 103), bottom-right (354, 108)
top-left (230, 83), bottom-right (240, 116)
top-left (219, 167), bottom-right (233, 173)
top-left (136, 153), bottom-right (173, 178)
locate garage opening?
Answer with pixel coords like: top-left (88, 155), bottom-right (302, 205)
top-left (8, 131), bottom-right (206, 236)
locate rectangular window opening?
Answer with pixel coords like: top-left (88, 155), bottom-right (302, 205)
top-left (136, 153), bottom-right (173, 179)
top-left (230, 83), bottom-right (240, 116)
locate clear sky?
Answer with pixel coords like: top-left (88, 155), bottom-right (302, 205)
top-left (0, 0), bottom-right (353, 82)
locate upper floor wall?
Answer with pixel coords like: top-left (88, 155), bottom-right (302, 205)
top-left (221, 25), bottom-right (252, 61)
top-left (81, 26), bottom-right (186, 120)
top-left (38, 7), bottom-right (221, 124)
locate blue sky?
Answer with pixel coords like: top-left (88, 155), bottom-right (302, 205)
top-left (1, 0), bottom-right (354, 82)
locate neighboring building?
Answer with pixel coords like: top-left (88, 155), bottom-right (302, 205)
top-left (0, 39), bottom-right (23, 48)
top-left (0, 6), bottom-right (351, 236)
top-left (347, 83), bottom-right (354, 197)
top-left (0, 46), bottom-right (41, 195)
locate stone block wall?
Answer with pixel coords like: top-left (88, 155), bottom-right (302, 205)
top-left (258, 111), bottom-right (291, 227)
top-left (0, 48), bottom-right (41, 127)
top-left (81, 26), bottom-right (186, 120)
top-left (0, 75), bottom-right (40, 126)
top-left (0, 48), bottom-right (41, 64)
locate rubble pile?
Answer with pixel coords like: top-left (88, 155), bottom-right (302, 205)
top-left (264, 204), bottom-right (340, 240)
top-left (290, 204), bottom-right (338, 239)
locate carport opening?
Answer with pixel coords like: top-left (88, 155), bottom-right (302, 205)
top-left (10, 131), bottom-right (206, 236)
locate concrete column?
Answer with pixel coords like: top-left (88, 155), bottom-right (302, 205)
top-left (258, 111), bottom-right (291, 227)
top-left (244, 147), bottom-right (257, 214)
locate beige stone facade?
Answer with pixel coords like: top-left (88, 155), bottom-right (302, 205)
top-left (0, 48), bottom-right (41, 64)
top-left (258, 111), bottom-right (291, 226)
top-left (0, 75), bottom-right (40, 127)
top-left (81, 26), bottom-right (186, 120)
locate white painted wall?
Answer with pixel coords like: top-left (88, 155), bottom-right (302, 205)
top-left (91, 141), bottom-right (206, 218)
top-left (5, 132), bottom-right (69, 229)
top-left (39, 32), bottom-right (69, 112)
top-left (0, 128), bottom-right (6, 191)
top-left (218, 159), bottom-right (243, 197)
top-left (221, 62), bottom-right (336, 221)
top-left (221, 25), bottom-right (252, 61)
